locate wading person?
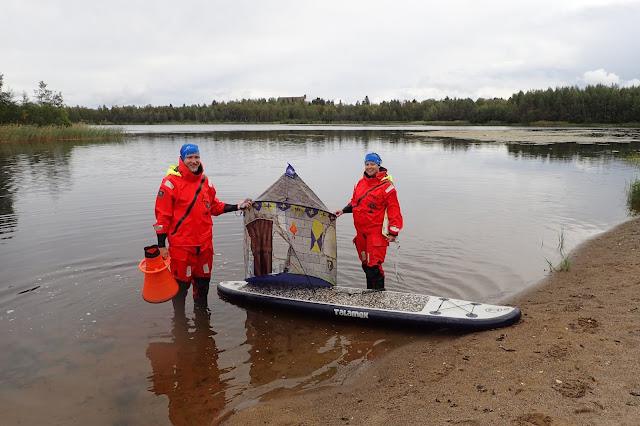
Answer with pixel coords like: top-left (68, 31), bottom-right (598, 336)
top-left (153, 143), bottom-right (251, 314)
top-left (334, 153), bottom-right (403, 290)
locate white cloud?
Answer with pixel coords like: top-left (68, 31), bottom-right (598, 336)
top-left (2, 0), bottom-right (639, 107)
top-left (582, 69), bottom-right (621, 86)
top-left (581, 69), bottom-right (640, 88)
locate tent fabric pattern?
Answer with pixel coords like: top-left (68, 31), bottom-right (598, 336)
top-left (243, 167), bottom-right (337, 286)
top-left (253, 169), bottom-right (329, 212)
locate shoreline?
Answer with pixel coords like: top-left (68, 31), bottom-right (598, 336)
top-left (409, 128), bottom-right (640, 145)
top-left (222, 217), bottom-right (640, 425)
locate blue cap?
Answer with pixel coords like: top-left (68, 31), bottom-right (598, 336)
top-left (364, 152), bottom-right (381, 165)
top-left (180, 143), bottom-right (200, 160)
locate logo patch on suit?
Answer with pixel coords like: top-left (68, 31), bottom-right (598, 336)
top-left (158, 190), bottom-right (164, 198)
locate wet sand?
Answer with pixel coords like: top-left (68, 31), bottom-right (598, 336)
top-left (221, 165), bottom-right (640, 424)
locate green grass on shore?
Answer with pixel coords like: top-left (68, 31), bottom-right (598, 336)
top-left (627, 177), bottom-right (640, 215)
top-left (0, 124), bottom-right (126, 142)
top-left (624, 153), bottom-right (640, 215)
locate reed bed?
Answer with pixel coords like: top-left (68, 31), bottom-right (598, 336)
top-left (0, 124), bottom-right (126, 142)
top-left (627, 178), bottom-right (640, 214)
top-left (623, 153), bottom-right (640, 214)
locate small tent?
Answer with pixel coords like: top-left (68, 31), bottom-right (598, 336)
top-left (243, 164), bottom-right (337, 286)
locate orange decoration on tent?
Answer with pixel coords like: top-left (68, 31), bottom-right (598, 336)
top-left (289, 222), bottom-right (297, 235)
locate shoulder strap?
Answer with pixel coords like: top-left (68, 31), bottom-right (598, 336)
top-left (170, 175), bottom-right (207, 236)
top-left (351, 181), bottom-right (392, 209)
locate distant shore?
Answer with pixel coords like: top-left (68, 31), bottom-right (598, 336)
top-left (410, 127), bottom-right (640, 145)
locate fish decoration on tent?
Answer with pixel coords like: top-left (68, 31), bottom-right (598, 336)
top-left (243, 164), bottom-right (337, 286)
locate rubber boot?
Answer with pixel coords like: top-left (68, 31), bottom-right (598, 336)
top-left (193, 276), bottom-right (211, 311)
top-left (371, 274), bottom-right (385, 291)
top-left (366, 265), bottom-right (385, 291)
top-left (171, 279), bottom-right (191, 315)
top-left (362, 264), bottom-right (373, 289)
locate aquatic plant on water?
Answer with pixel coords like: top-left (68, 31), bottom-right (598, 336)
top-left (623, 152), bottom-right (640, 215)
top-left (627, 177), bottom-right (640, 215)
top-left (544, 226), bottom-right (571, 272)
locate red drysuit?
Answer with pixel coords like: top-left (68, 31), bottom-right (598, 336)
top-left (344, 167), bottom-right (403, 283)
top-left (153, 157), bottom-right (227, 282)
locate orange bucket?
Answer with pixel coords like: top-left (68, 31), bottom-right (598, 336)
top-left (139, 245), bottom-right (179, 303)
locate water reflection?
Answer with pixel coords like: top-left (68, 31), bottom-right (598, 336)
top-left (129, 129), bottom-right (417, 149)
top-left (145, 305), bottom-right (406, 424)
top-left (406, 136), bottom-right (640, 160)
top-left (507, 141), bottom-right (640, 160)
top-left (0, 147), bottom-right (18, 241)
top-left (242, 309), bottom-right (392, 392)
top-left (147, 309), bottom-right (228, 425)
top-left (0, 140), bottom-right (79, 242)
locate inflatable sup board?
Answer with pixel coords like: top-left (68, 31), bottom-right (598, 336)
top-left (217, 281), bottom-right (521, 331)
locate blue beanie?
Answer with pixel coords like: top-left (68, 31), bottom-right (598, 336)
top-left (364, 152), bottom-right (381, 165)
top-left (180, 143), bottom-right (200, 160)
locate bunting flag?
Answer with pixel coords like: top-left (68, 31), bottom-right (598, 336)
top-left (262, 202), bottom-right (275, 211)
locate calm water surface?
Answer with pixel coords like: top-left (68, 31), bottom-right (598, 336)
top-left (1, 125), bottom-right (639, 424)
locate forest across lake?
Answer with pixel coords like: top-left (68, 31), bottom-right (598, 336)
top-left (65, 84), bottom-right (640, 126)
top-left (2, 74), bottom-right (640, 128)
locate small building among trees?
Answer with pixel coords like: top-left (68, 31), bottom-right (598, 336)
top-left (277, 95), bottom-right (307, 102)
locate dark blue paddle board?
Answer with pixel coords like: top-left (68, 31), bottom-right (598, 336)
top-left (217, 281), bottom-right (521, 331)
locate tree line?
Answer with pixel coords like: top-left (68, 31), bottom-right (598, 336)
top-left (0, 75), bottom-right (72, 126)
top-left (2, 73), bottom-right (640, 126)
top-left (63, 85), bottom-right (640, 125)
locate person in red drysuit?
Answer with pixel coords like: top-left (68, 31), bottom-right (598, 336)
top-left (334, 153), bottom-right (403, 290)
top-left (154, 143), bottom-right (251, 313)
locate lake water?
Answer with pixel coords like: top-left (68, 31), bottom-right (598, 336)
top-left (1, 125), bottom-right (639, 424)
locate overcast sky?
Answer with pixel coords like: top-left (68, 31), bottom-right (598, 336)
top-left (3, 0), bottom-right (639, 108)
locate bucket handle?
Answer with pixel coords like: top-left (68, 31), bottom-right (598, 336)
top-left (138, 258), bottom-right (171, 274)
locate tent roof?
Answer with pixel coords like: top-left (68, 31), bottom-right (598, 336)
top-left (255, 171), bottom-right (329, 211)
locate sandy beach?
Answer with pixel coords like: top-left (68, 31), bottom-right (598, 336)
top-left (221, 215), bottom-right (640, 425)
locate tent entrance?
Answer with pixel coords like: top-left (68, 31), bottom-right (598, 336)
top-left (246, 219), bottom-right (273, 276)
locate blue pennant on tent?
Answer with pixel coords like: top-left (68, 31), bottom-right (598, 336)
top-left (285, 163), bottom-right (296, 178)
